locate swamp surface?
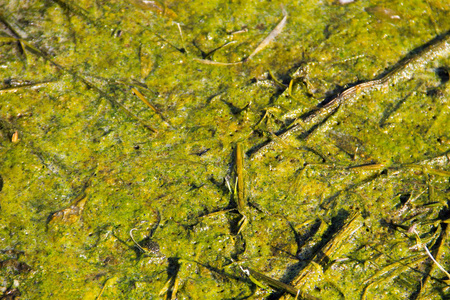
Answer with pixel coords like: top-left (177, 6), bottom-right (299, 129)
top-left (1, 0), bottom-right (450, 299)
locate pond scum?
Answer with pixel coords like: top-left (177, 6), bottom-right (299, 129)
top-left (1, 0), bottom-right (450, 299)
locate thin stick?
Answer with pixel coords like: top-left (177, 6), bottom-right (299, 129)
top-left (250, 31), bottom-right (450, 156)
top-left (239, 266), bottom-right (320, 300)
top-left (303, 30), bottom-right (450, 122)
top-left (413, 229), bottom-right (450, 279)
top-left (290, 213), bottom-right (363, 288)
top-left (129, 228), bottom-right (146, 253)
top-left (193, 57), bottom-right (243, 66)
top-left (96, 277), bottom-right (113, 300)
top-left (131, 87), bottom-right (159, 113)
top-left (0, 81), bottom-right (57, 94)
top-left (194, 7), bottom-right (288, 65)
top-left (236, 143), bottom-right (245, 210)
top-left (175, 22), bottom-right (187, 53)
top-left (246, 7), bottom-right (288, 61)
top-left (131, 87), bottom-right (171, 127)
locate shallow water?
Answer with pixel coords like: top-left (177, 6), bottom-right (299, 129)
top-left (1, 0), bottom-right (450, 299)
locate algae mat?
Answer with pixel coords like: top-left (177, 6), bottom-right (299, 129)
top-left (1, 0), bottom-right (450, 299)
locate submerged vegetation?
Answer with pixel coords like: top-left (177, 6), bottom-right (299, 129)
top-left (0, 0), bottom-right (450, 299)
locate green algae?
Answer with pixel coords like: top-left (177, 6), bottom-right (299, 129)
top-left (0, 0), bottom-right (450, 299)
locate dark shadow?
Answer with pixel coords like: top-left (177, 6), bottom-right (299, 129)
top-left (379, 91), bottom-right (414, 128)
top-left (266, 209), bottom-right (351, 299)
